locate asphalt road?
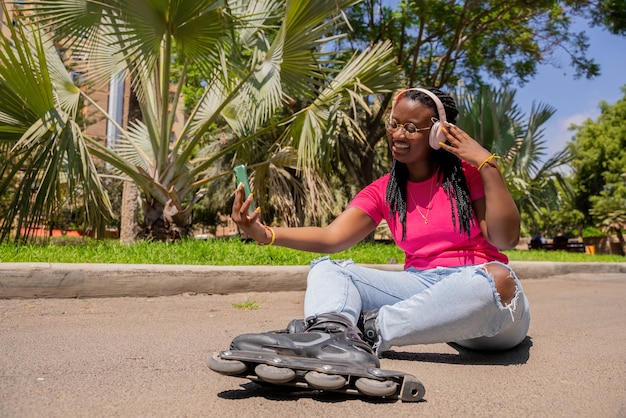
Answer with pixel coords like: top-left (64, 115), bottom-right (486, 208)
top-left (1, 272), bottom-right (625, 417)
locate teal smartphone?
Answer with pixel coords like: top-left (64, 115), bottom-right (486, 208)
top-left (234, 164), bottom-right (256, 216)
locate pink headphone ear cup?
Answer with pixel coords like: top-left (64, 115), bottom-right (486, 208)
top-left (429, 121), bottom-right (444, 149)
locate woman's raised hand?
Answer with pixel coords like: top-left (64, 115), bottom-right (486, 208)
top-left (231, 183), bottom-right (271, 244)
top-left (438, 122), bottom-right (492, 168)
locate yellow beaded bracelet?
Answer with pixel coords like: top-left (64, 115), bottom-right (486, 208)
top-left (477, 154), bottom-right (500, 171)
top-left (259, 225), bottom-right (276, 246)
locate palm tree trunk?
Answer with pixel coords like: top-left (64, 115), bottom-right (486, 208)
top-left (120, 181), bottom-right (139, 244)
top-left (615, 230), bottom-right (625, 256)
top-left (119, 80), bottom-right (142, 245)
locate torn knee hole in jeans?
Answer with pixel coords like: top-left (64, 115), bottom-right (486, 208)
top-left (482, 265), bottom-right (518, 307)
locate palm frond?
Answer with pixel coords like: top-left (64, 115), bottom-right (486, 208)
top-left (251, 146), bottom-right (336, 226)
top-left (0, 6), bottom-right (112, 240)
top-left (512, 101), bottom-right (556, 175)
top-left (228, 0), bottom-right (284, 48)
top-left (112, 120), bottom-right (156, 174)
top-left (282, 41), bottom-right (398, 171)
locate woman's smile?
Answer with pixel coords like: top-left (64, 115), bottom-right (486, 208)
top-left (392, 140), bottom-right (410, 151)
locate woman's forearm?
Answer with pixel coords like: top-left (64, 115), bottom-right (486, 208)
top-left (480, 161), bottom-right (521, 249)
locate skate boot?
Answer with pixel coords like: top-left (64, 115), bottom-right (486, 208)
top-left (208, 313), bottom-right (425, 402)
top-left (229, 313), bottom-right (380, 368)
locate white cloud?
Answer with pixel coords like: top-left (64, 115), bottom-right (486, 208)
top-left (560, 112), bottom-right (595, 130)
top-left (543, 110), bottom-right (601, 157)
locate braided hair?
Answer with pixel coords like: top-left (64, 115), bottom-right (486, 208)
top-left (385, 87), bottom-right (474, 240)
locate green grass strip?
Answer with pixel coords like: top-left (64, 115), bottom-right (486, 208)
top-left (0, 238), bottom-right (623, 265)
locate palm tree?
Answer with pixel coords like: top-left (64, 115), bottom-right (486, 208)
top-left (454, 85), bottom-right (573, 236)
top-left (0, 0), bottom-right (399, 242)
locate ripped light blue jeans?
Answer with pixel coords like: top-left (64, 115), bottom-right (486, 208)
top-left (304, 257), bottom-right (530, 355)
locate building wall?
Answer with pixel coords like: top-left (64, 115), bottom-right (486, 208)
top-left (1, 3), bottom-right (15, 38)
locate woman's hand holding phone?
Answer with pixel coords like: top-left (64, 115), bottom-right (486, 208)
top-left (232, 182), bottom-right (259, 223)
top-left (231, 166), bottom-right (271, 244)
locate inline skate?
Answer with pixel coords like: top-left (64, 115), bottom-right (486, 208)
top-left (208, 313), bottom-right (425, 402)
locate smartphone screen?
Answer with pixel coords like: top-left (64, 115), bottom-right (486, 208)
top-left (234, 165), bottom-right (256, 215)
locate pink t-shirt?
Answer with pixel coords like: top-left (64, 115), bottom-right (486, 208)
top-left (349, 161), bottom-right (508, 270)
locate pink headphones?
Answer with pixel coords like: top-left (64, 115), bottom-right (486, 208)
top-left (390, 88), bottom-right (447, 150)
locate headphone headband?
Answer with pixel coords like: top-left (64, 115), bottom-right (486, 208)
top-left (391, 88), bottom-right (447, 124)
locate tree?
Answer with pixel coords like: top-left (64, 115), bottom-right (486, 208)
top-left (0, 0), bottom-right (400, 242)
top-left (574, 0), bottom-right (626, 35)
top-left (568, 85), bottom-right (626, 252)
top-left (568, 85), bottom-right (626, 218)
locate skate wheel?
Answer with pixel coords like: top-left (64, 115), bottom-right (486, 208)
top-left (207, 353), bottom-right (247, 375)
top-left (355, 377), bottom-right (398, 398)
top-left (304, 371), bottom-right (346, 390)
top-left (255, 364), bottom-right (296, 384)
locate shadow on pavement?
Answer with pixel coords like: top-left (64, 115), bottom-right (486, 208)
top-left (217, 382), bottom-right (405, 404)
top-left (383, 336), bottom-right (533, 366)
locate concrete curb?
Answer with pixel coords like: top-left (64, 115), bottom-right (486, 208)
top-left (0, 261), bottom-right (624, 299)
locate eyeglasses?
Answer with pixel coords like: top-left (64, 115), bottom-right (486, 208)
top-left (386, 117), bottom-right (436, 137)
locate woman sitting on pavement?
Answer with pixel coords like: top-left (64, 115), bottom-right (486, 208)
top-left (231, 87), bottom-right (530, 356)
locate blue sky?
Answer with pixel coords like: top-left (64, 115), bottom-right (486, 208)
top-left (514, 21), bottom-right (626, 159)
